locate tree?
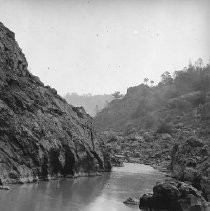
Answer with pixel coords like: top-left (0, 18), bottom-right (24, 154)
top-left (150, 80), bottom-right (154, 87)
top-left (196, 58), bottom-right (203, 68)
top-left (144, 78), bottom-right (149, 85)
top-left (161, 71), bottom-right (173, 85)
top-left (188, 58), bottom-right (193, 68)
top-left (112, 91), bottom-right (123, 99)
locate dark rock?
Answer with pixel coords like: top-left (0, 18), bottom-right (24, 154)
top-left (139, 193), bottom-right (153, 208)
top-left (139, 181), bottom-right (208, 211)
top-left (0, 22), bottom-right (110, 183)
top-left (140, 182), bottom-right (180, 210)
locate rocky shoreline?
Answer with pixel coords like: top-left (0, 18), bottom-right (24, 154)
top-left (99, 128), bottom-right (209, 210)
top-left (139, 180), bottom-right (209, 211)
top-left (124, 167), bottom-right (210, 211)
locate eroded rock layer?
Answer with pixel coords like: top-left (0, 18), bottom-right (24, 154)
top-left (0, 22), bottom-right (110, 183)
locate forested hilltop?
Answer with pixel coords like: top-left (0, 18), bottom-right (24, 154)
top-left (94, 59), bottom-right (210, 132)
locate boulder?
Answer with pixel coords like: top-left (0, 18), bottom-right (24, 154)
top-left (139, 181), bottom-right (208, 211)
top-left (139, 193), bottom-right (153, 208)
top-left (140, 182), bottom-right (180, 210)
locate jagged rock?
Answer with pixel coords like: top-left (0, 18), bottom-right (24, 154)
top-left (139, 181), bottom-right (208, 211)
top-left (140, 183), bottom-right (180, 210)
top-left (0, 22), bottom-right (110, 183)
top-left (171, 137), bottom-right (210, 201)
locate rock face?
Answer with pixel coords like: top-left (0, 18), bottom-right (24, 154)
top-left (139, 181), bottom-right (208, 211)
top-left (171, 137), bottom-right (210, 201)
top-left (0, 22), bottom-right (110, 183)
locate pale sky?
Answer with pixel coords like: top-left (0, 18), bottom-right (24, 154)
top-left (0, 0), bottom-right (209, 95)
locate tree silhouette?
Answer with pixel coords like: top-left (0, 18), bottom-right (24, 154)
top-left (150, 80), bottom-right (154, 87)
top-left (196, 58), bottom-right (203, 68)
top-left (112, 91), bottom-right (123, 99)
top-left (144, 78), bottom-right (149, 85)
top-left (161, 71), bottom-right (173, 85)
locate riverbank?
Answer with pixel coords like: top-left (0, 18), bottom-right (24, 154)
top-left (0, 163), bottom-right (165, 211)
top-left (98, 127), bottom-right (210, 203)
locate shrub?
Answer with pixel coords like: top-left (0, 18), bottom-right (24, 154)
top-left (143, 114), bottom-right (156, 129)
top-left (167, 98), bottom-right (191, 111)
top-left (156, 121), bottom-right (172, 134)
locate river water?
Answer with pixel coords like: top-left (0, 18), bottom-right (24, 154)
top-left (0, 163), bottom-right (165, 211)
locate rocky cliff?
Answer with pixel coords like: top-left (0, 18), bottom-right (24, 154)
top-left (0, 22), bottom-right (110, 183)
top-left (171, 137), bottom-right (210, 201)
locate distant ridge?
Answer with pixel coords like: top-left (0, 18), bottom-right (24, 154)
top-left (64, 92), bottom-right (114, 117)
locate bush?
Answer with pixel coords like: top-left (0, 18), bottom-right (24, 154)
top-left (142, 114), bottom-right (156, 129)
top-left (167, 98), bottom-right (191, 111)
top-left (156, 121), bottom-right (172, 134)
top-left (164, 115), bottom-right (172, 123)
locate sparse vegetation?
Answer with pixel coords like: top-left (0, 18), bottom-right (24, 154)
top-left (94, 58), bottom-right (210, 131)
top-left (156, 121), bottom-right (172, 134)
top-left (112, 91), bottom-right (124, 99)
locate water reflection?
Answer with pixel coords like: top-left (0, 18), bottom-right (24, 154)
top-left (0, 163), bottom-right (165, 211)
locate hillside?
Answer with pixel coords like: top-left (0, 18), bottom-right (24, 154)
top-left (0, 22), bottom-right (111, 184)
top-left (94, 60), bottom-right (210, 201)
top-left (64, 93), bottom-right (113, 117)
top-left (94, 62), bottom-right (210, 132)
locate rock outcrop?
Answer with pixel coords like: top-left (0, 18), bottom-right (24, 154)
top-left (0, 22), bottom-right (110, 183)
top-left (171, 137), bottom-right (210, 201)
top-left (139, 181), bottom-right (208, 211)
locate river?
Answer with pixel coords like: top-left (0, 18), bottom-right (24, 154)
top-left (0, 163), bottom-right (165, 211)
